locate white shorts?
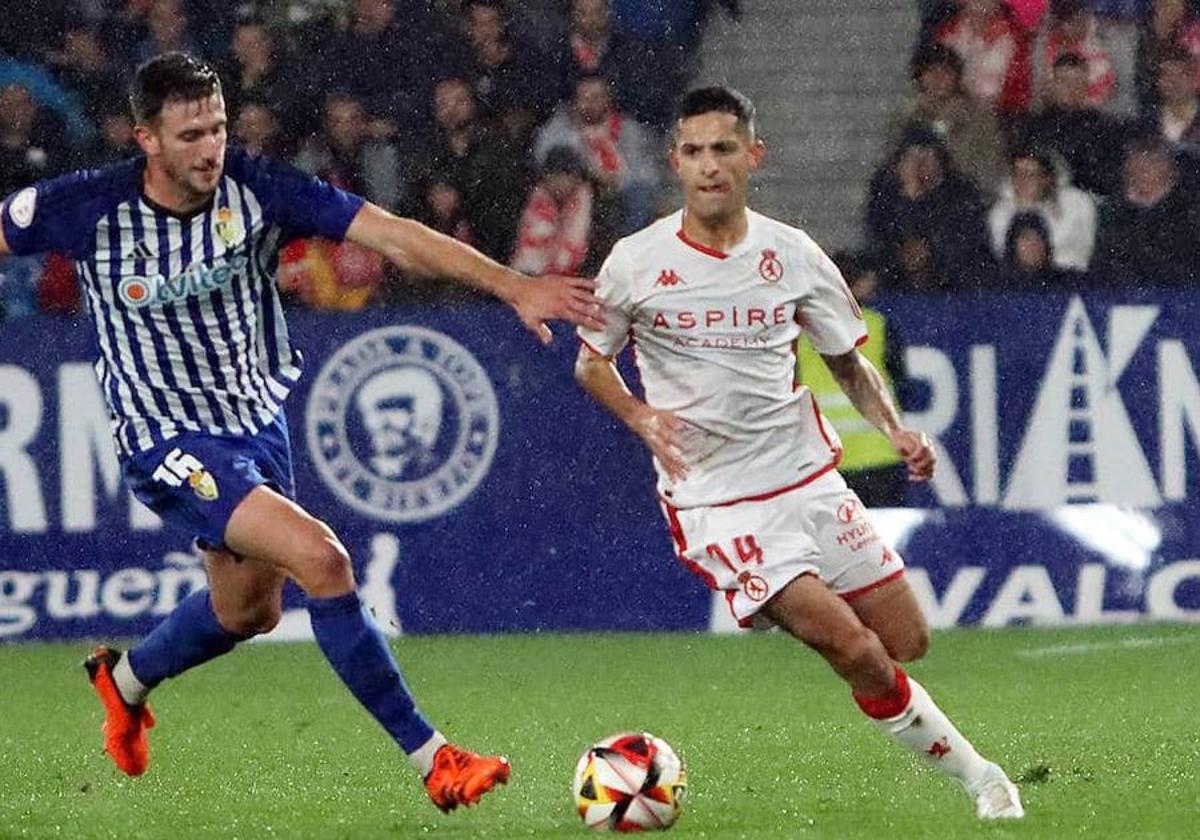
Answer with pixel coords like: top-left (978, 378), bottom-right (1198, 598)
top-left (661, 470), bottom-right (905, 628)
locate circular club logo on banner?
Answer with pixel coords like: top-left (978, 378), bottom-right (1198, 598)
top-left (306, 326), bottom-right (500, 523)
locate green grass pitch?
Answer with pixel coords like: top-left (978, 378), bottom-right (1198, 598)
top-left (1, 624), bottom-right (1198, 839)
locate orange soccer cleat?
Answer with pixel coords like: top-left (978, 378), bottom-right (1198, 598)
top-left (83, 646), bottom-right (156, 776)
top-left (423, 744), bottom-right (512, 812)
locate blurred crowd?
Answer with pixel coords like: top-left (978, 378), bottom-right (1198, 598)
top-left (0, 0), bottom-right (739, 318)
top-left (3, 0), bottom-right (1198, 322)
top-left (867, 0), bottom-right (1200, 292)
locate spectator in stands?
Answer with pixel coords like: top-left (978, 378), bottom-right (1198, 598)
top-left (997, 210), bottom-right (1085, 288)
top-left (934, 0), bottom-right (1033, 116)
top-left (535, 73), bottom-right (660, 233)
top-left (233, 101), bottom-right (282, 158)
top-left (882, 42), bottom-right (1006, 193)
top-left (1021, 53), bottom-right (1127, 194)
top-left (278, 237), bottom-right (388, 312)
top-left (866, 126), bottom-right (994, 290)
top-left (456, 0), bottom-right (561, 146)
top-left (1141, 47), bottom-right (1200, 152)
top-left (82, 106), bottom-right (137, 167)
top-left (561, 0), bottom-right (676, 128)
top-left (232, 0), bottom-right (342, 35)
top-left (417, 178), bottom-right (477, 248)
top-left (511, 145), bottom-right (618, 277)
top-left (1135, 0), bottom-right (1200, 111)
top-left (416, 75), bottom-right (530, 260)
top-left (988, 147), bottom-right (1097, 270)
top-left (318, 0), bottom-right (448, 144)
top-left (293, 93), bottom-right (407, 211)
top-left (220, 20), bottom-right (297, 146)
top-left (0, 49), bottom-right (96, 149)
top-left (0, 250), bottom-right (78, 321)
top-left (43, 26), bottom-right (126, 126)
top-left (1032, 0), bottom-right (1117, 108)
top-left (1093, 135), bottom-right (1200, 285)
top-left (0, 84), bottom-right (60, 195)
top-left (134, 0), bottom-right (199, 65)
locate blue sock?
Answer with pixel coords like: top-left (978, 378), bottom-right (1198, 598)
top-left (127, 589), bottom-right (246, 688)
top-left (307, 591), bottom-right (435, 754)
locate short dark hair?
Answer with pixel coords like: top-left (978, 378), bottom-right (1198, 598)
top-left (130, 52), bottom-right (222, 124)
top-left (1004, 210), bottom-right (1053, 264)
top-left (1010, 145), bottom-right (1055, 173)
top-left (573, 72), bottom-right (613, 93)
top-left (675, 85), bottom-right (756, 137)
top-left (1156, 45), bottom-right (1197, 71)
top-left (910, 42), bottom-right (963, 80)
top-left (1052, 52), bottom-right (1087, 72)
top-left (1050, 0), bottom-right (1086, 19)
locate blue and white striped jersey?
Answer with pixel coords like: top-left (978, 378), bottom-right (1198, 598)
top-left (1, 148), bottom-right (364, 457)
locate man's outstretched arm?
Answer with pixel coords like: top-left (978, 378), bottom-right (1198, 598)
top-left (822, 349), bottom-right (935, 481)
top-left (345, 202), bottom-right (602, 345)
top-left (574, 344), bottom-right (690, 481)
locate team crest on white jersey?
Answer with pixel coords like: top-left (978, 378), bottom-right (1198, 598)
top-left (758, 249), bottom-right (783, 283)
top-left (306, 326), bottom-right (500, 523)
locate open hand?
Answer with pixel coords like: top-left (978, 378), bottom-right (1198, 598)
top-left (632, 407), bottom-right (691, 482)
top-left (510, 275), bottom-right (605, 345)
top-left (889, 428), bottom-right (936, 482)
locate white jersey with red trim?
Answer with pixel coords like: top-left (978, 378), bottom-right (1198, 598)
top-left (579, 209), bottom-right (867, 508)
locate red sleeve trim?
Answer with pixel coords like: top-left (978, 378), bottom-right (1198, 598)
top-left (854, 333), bottom-right (869, 348)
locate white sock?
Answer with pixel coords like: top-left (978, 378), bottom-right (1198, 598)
top-left (869, 674), bottom-right (990, 790)
top-left (408, 731), bottom-right (448, 778)
top-left (112, 652), bottom-right (150, 706)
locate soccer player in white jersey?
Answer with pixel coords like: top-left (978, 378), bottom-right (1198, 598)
top-left (575, 87), bottom-right (1024, 820)
top-left (0, 53), bottom-right (604, 811)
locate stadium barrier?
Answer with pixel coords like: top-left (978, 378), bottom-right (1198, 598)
top-left (1, 291), bottom-right (1198, 640)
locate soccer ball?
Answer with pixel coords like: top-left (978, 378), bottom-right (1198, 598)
top-left (573, 732), bottom-right (687, 831)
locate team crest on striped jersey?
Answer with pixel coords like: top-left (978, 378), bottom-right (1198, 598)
top-left (306, 326), bottom-right (500, 523)
top-left (188, 470), bottom-right (220, 501)
top-left (215, 206), bottom-right (243, 247)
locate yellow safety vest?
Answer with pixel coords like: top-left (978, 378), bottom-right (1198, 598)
top-left (796, 308), bottom-right (902, 471)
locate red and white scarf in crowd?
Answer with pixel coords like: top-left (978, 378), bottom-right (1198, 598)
top-left (580, 114), bottom-right (626, 183)
top-left (510, 183), bottom-right (595, 276)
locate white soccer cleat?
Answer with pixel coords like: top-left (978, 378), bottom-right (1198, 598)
top-left (967, 762), bottom-right (1025, 820)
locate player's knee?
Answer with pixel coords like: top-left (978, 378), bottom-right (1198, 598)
top-left (896, 625), bottom-right (930, 662)
top-left (294, 529), bottom-right (354, 595)
top-left (837, 628), bottom-right (893, 684)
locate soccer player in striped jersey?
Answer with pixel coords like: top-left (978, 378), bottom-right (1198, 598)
top-left (575, 87), bottom-right (1024, 820)
top-left (0, 53), bottom-right (602, 810)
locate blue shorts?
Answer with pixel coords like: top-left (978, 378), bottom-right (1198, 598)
top-left (124, 413), bottom-right (296, 550)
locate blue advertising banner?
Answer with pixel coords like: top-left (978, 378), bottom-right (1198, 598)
top-left (1, 291), bottom-right (1198, 641)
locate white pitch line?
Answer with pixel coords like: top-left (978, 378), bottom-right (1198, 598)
top-left (1015, 635), bottom-right (1199, 659)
